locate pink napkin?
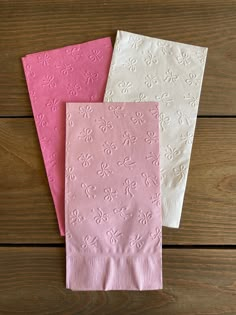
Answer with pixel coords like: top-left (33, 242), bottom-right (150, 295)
top-left (65, 102), bottom-right (162, 290)
top-left (22, 38), bottom-right (113, 235)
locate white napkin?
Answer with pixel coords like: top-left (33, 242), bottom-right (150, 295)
top-left (104, 30), bottom-right (208, 228)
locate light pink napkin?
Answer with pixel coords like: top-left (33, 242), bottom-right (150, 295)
top-left (65, 102), bottom-right (162, 291)
top-left (22, 38), bottom-right (112, 235)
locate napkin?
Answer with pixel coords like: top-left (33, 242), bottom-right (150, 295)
top-left (65, 102), bottom-right (162, 290)
top-left (104, 30), bottom-right (208, 228)
top-left (22, 38), bottom-right (113, 235)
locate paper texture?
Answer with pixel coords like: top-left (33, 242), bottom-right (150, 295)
top-left (104, 30), bottom-right (208, 228)
top-left (65, 102), bottom-right (162, 291)
top-left (22, 38), bottom-right (112, 235)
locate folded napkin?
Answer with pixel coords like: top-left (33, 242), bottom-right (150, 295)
top-left (65, 102), bottom-right (162, 290)
top-left (104, 30), bottom-right (208, 228)
top-left (22, 38), bottom-right (113, 235)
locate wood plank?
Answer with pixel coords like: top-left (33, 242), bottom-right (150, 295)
top-left (0, 118), bottom-right (235, 244)
top-left (0, 0), bottom-right (236, 116)
top-left (0, 247), bottom-right (235, 314)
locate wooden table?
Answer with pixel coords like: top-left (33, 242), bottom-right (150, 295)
top-left (1, 1), bottom-right (236, 314)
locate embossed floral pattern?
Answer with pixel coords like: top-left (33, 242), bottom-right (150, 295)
top-left (159, 113), bottom-right (170, 131)
top-left (106, 229), bottom-right (123, 244)
top-left (123, 178), bottom-right (137, 198)
top-left (145, 74), bottom-right (158, 88)
top-left (104, 187), bottom-right (117, 202)
top-left (81, 182), bottom-right (96, 199)
top-left (164, 69), bottom-right (179, 83)
top-left (155, 93), bottom-right (173, 107)
top-left (78, 153), bottom-right (93, 167)
top-left (141, 172), bottom-right (159, 187)
top-left (46, 98), bottom-right (59, 112)
top-left (173, 164), bottom-right (187, 182)
top-left (66, 47), bottom-right (82, 59)
top-left (84, 70), bottom-right (98, 84)
top-left (129, 234), bottom-right (144, 249)
top-left (184, 93), bottom-right (199, 107)
top-left (108, 104), bottom-right (124, 118)
top-left (145, 131), bottom-right (158, 144)
top-left (70, 209), bottom-right (85, 225)
top-left (146, 152), bottom-right (160, 166)
top-left (113, 207), bottom-right (132, 220)
top-left (131, 111), bottom-right (145, 125)
top-left (144, 50), bottom-right (158, 66)
top-left (79, 105), bottom-right (93, 118)
top-left (67, 83), bottom-right (81, 96)
top-left (165, 145), bottom-right (181, 161)
top-left (185, 73), bottom-right (200, 86)
top-left (97, 117), bottom-right (113, 133)
top-left (38, 53), bottom-right (51, 66)
top-left (122, 131), bottom-right (137, 146)
top-left (138, 210), bottom-right (152, 225)
top-left (176, 51), bottom-right (191, 66)
top-left (104, 90), bottom-right (114, 102)
top-left (81, 235), bottom-right (98, 249)
top-left (135, 93), bottom-right (147, 102)
top-left (92, 208), bottom-right (108, 224)
top-left (181, 132), bottom-right (193, 144)
top-left (78, 128), bottom-right (93, 142)
top-left (151, 193), bottom-right (161, 207)
top-left (88, 49), bottom-right (103, 62)
top-left (42, 75), bottom-right (56, 88)
top-left (97, 162), bottom-right (112, 177)
top-left (117, 156), bottom-right (136, 169)
top-left (103, 141), bottom-right (117, 155)
top-left (66, 167), bottom-right (76, 181)
top-left (56, 63), bottom-right (73, 75)
top-left (36, 113), bottom-right (48, 127)
top-left (118, 81), bottom-right (132, 94)
top-left (123, 57), bottom-right (137, 72)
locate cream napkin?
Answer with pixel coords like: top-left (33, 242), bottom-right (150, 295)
top-left (104, 30), bottom-right (208, 228)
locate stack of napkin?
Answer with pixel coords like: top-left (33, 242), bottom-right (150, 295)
top-left (22, 30), bottom-right (208, 291)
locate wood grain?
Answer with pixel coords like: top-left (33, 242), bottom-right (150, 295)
top-left (0, 0), bottom-right (236, 116)
top-left (0, 118), bottom-right (235, 244)
top-left (0, 247), bottom-right (235, 315)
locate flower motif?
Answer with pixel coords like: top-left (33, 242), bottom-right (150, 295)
top-left (134, 93), bottom-right (147, 102)
top-left (104, 90), bottom-right (114, 102)
top-left (67, 83), bottom-right (81, 96)
top-left (66, 167), bottom-right (76, 181)
top-left (195, 50), bottom-right (206, 64)
top-left (185, 73), bottom-right (200, 86)
top-left (66, 113), bottom-right (74, 127)
top-left (117, 156), bottom-right (136, 169)
top-left (181, 132), bottom-right (193, 144)
top-left (113, 207), bottom-right (132, 220)
top-left (81, 235), bottom-right (98, 249)
top-left (123, 178), bottom-right (137, 198)
top-left (78, 128), bottom-right (93, 142)
top-left (159, 113), bottom-right (170, 131)
top-left (92, 208), bottom-right (108, 224)
top-left (122, 131), bottom-right (137, 146)
top-left (155, 93), bottom-right (173, 107)
top-left (56, 63), bottom-right (73, 75)
top-left (65, 191), bottom-right (76, 204)
top-left (88, 49), bottom-right (103, 62)
top-left (66, 47), bottom-right (82, 59)
top-left (146, 152), bottom-right (160, 166)
top-left (176, 51), bottom-right (191, 66)
top-left (118, 81), bottom-right (132, 94)
top-left (164, 69), bottom-right (179, 83)
top-left (173, 164), bottom-right (187, 182)
top-left (129, 235), bottom-right (144, 249)
top-left (145, 131), bottom-right (158, 144)
top-left (184, 93), bottom-right (199, 107)
top-left (160, 168), bottom-right (166, 182)
top-left (79, 105), bottom-right (93, 118)
top-left (38, 53), bottom-right (51, 66)
top-left (138, 210), bottom-right (152, 225)
top-left (103, 141), bottom-right (117, 155)
top-left (151, 193), bottom-right (161, 207)
top-left (128, 35), bottom-right (143, 49)
top-left (46, 98), bottom-right (59, 112)
top-left (25, 64), bottom-right (35, 77)
top-left (104, 187), bottom-right (118, 202)
top-left (108, 105), bottom-right (124, 118)
top-left (157, 41), bottom-right (173, 55)
top-left (150, 227), bottom-right (161, 241)
top-left (176, 110), bottom-right (193, 126)
top-left (78, 153), bottom-right (93, 167)
top-left (42, 75), bottom-right (56, 88)
top-left (81, 182), bottom-right (96, 199)
top-left (106, 229), bottom-right (123, 244)
top-left (165, 145), bottom-right (181, 160)
top-left (145, 74), bottom-right (159, 88)
top-left (123, 57), bottom-right (137, 72)
top-left (141, 172), bottom-right (159, 187)
top-left (149, 105), bottom-right (159, 119)
top-left (48, 152), bottom-right (56, 167)
top-left (97, 117), bottom-right (113, 133)
top-left (70, 209), bottom-right (85, 225)
top-left (131, 112), bottom-right (145, 125)
top-left (36, 113), bottom-right (48, 127)
top-left (84, 70), bottom-right (98, 84)
top-left (97, 162), bottom-right (112, 178)
top-left (144, 50), bottom-right (158, 66)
